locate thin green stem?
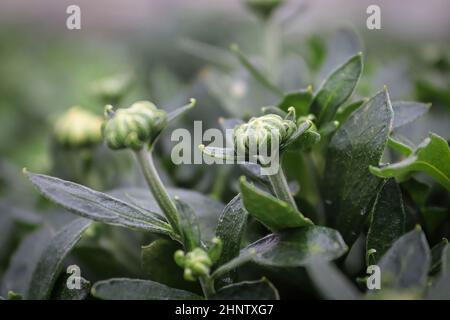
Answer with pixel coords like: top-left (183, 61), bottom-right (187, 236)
top-left (134, 148), bottom-right (180, 235)
top-left (268, 165), bottom-right (298, 210)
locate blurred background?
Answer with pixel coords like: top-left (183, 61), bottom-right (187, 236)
top-left (0, 0), bottom-right (449, 177)
top-left (0, 0), bottom-right (449, 296)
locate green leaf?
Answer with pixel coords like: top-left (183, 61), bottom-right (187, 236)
top-left (24, 171), bottom-right (174, 236)
top-left (211, 278), bottom-right (279, 300)
top-left (215, 195), bottom-right (248, 282)
top-left (335, 99), bottom-right (366, 125)
top-left (174, 197), bottom-right (200, 251)
top-left (307, 262), bottom-right (360, 300)
top-left (429, 238), bottom-right (448, 275)
top-left (240, 176), bottom-right (313, 232)
top-left (426, 273), bottom-right (450, 300)
top-left (52, 275), bottom-right (91, 300)
top-left (28, 218), bottom-right (92, 299)
top-left (366, 179), bottom-right (406, 264)
top-left (422, 207), bottom-right (449, 234)
top-left (230, 44), bottom-right (283, 97)
top-left (402, 179), bottom-right (431, 209)
top-left (91, 278), bottom-right (202, 300)
top-left (1, 226), bottom-right (52, 297)
top-left (378, 227), bottom-right (430, 291)
top-left (112, 187), bottom-right (223, 241)
top-left (391, 101), bottom-right (430, 130)
top-left (427, 244), bottom-right (450, 300)
top-left (166, 98), bottom-right (196, 123)
top-left (141, 238), bottom-right (200, 292)
top-left (324, 89), bottom-right (393, 245)
top-left (277, 87), bottom-right (313, 116)
top-left (310, 53), bottom-right (363, 126)
top-left (443, 243), bottom-right (450, 274)
top-left (387, 136), bottom-right (413, 156)
top-left (244, 226), bottom-right (348, 267)
top-left (370, 133), bottom-right (450, 190)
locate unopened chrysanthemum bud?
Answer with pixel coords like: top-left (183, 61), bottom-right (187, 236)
top-left (245, 0), bottom-right (284, 19)
top-left (233, 114), bottom-right (296, 159)
top-left (102, 101), bottom-right (167, 150)
top-left (208, 237), bottom-right (223, 263)
top-left (53, 106), bottom-right (103, 149)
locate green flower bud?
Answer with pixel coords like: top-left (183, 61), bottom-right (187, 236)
top-left (208, 237), bottom-right (223, 263)
top-left (233, 114), bottom-right (296, 159)
top-left (175, 248), bottom-right (213, 282)
top-left (53, 106), bottom-right (103, 149)
top-left (102, 101), bottom-right (167, 150)
top-left (245, 0), bottom-right (284, 19)
top-left (174, 250), bottom-right (186, 268)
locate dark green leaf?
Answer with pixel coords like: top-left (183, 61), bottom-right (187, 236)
top-left (430, 238), bottom-right (448, 275)
top-left (277, 87), bottom-right (313, 116)
top-left (240, 176), bottom-right (313, 232)
top-left (324, 89), bottom-right (393, 245)
top-left (91, 278), bottom-right (202, 300)
top-left (141, 238), bottom-right (200, 292)
top-left (112, 187), bottom-right (223, 241)
top-left (370, 133), bottom-right (450, 190)
top-left (366, 179), bottom-right (406, 263)
top-left (392, 101), bottom-right (430, 130)
top-left (215, 195), bottom-right (248, 276)
top-left (402, 179), bottom-right (431, 209)
top-left (52, 275), bottom-right (91, 300)
top-left (28, 218), bottom-right (92, 299)
top-left (378, 227), bottom-right (430, 291)
top-left (443, 243), bottom-right (450, 274)
top-left (307, 262), bottom-right (360, 300)
top-left (174, 197), bottom-right (200, 251)
top-left (211, 278), bottom-right (279, 300)
top-left (311, 53), bottom-right (363, 126)
top-left (244, 226), bottom-right (348, 267)
top-left (25, 171), bottom-right (173, 236)
top-left (1, 226), bottom-right (53, 296)
top-left (422, 207), bottom-right (449, 234)
top-left (335, 99), bottom-right (366, 125)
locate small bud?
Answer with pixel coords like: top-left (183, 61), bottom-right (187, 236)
top-left (244, 0), bottom-right (284, 19)
top-left (233, 114), bottom-right (296, 160)
top-left (175, 248), bottom-right (213, 282)
top-left (174, 250), bottom-right (186, 268)
top-left (208, 237), bottom-right (223, 263)
top-left (53, 106), bottom-right (103, 149)
top-left (102, 101), bottom-right (167, 150)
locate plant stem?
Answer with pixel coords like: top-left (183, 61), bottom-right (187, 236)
top-left (134, 148), bottom-right (180, 234)
top-left (268, 165), bottom-right (298, 210)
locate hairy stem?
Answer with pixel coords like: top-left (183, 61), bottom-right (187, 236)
top-left (268, 165), bottom-right (298, 210)
top-left (134, 148), bottom-right (180, 234)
